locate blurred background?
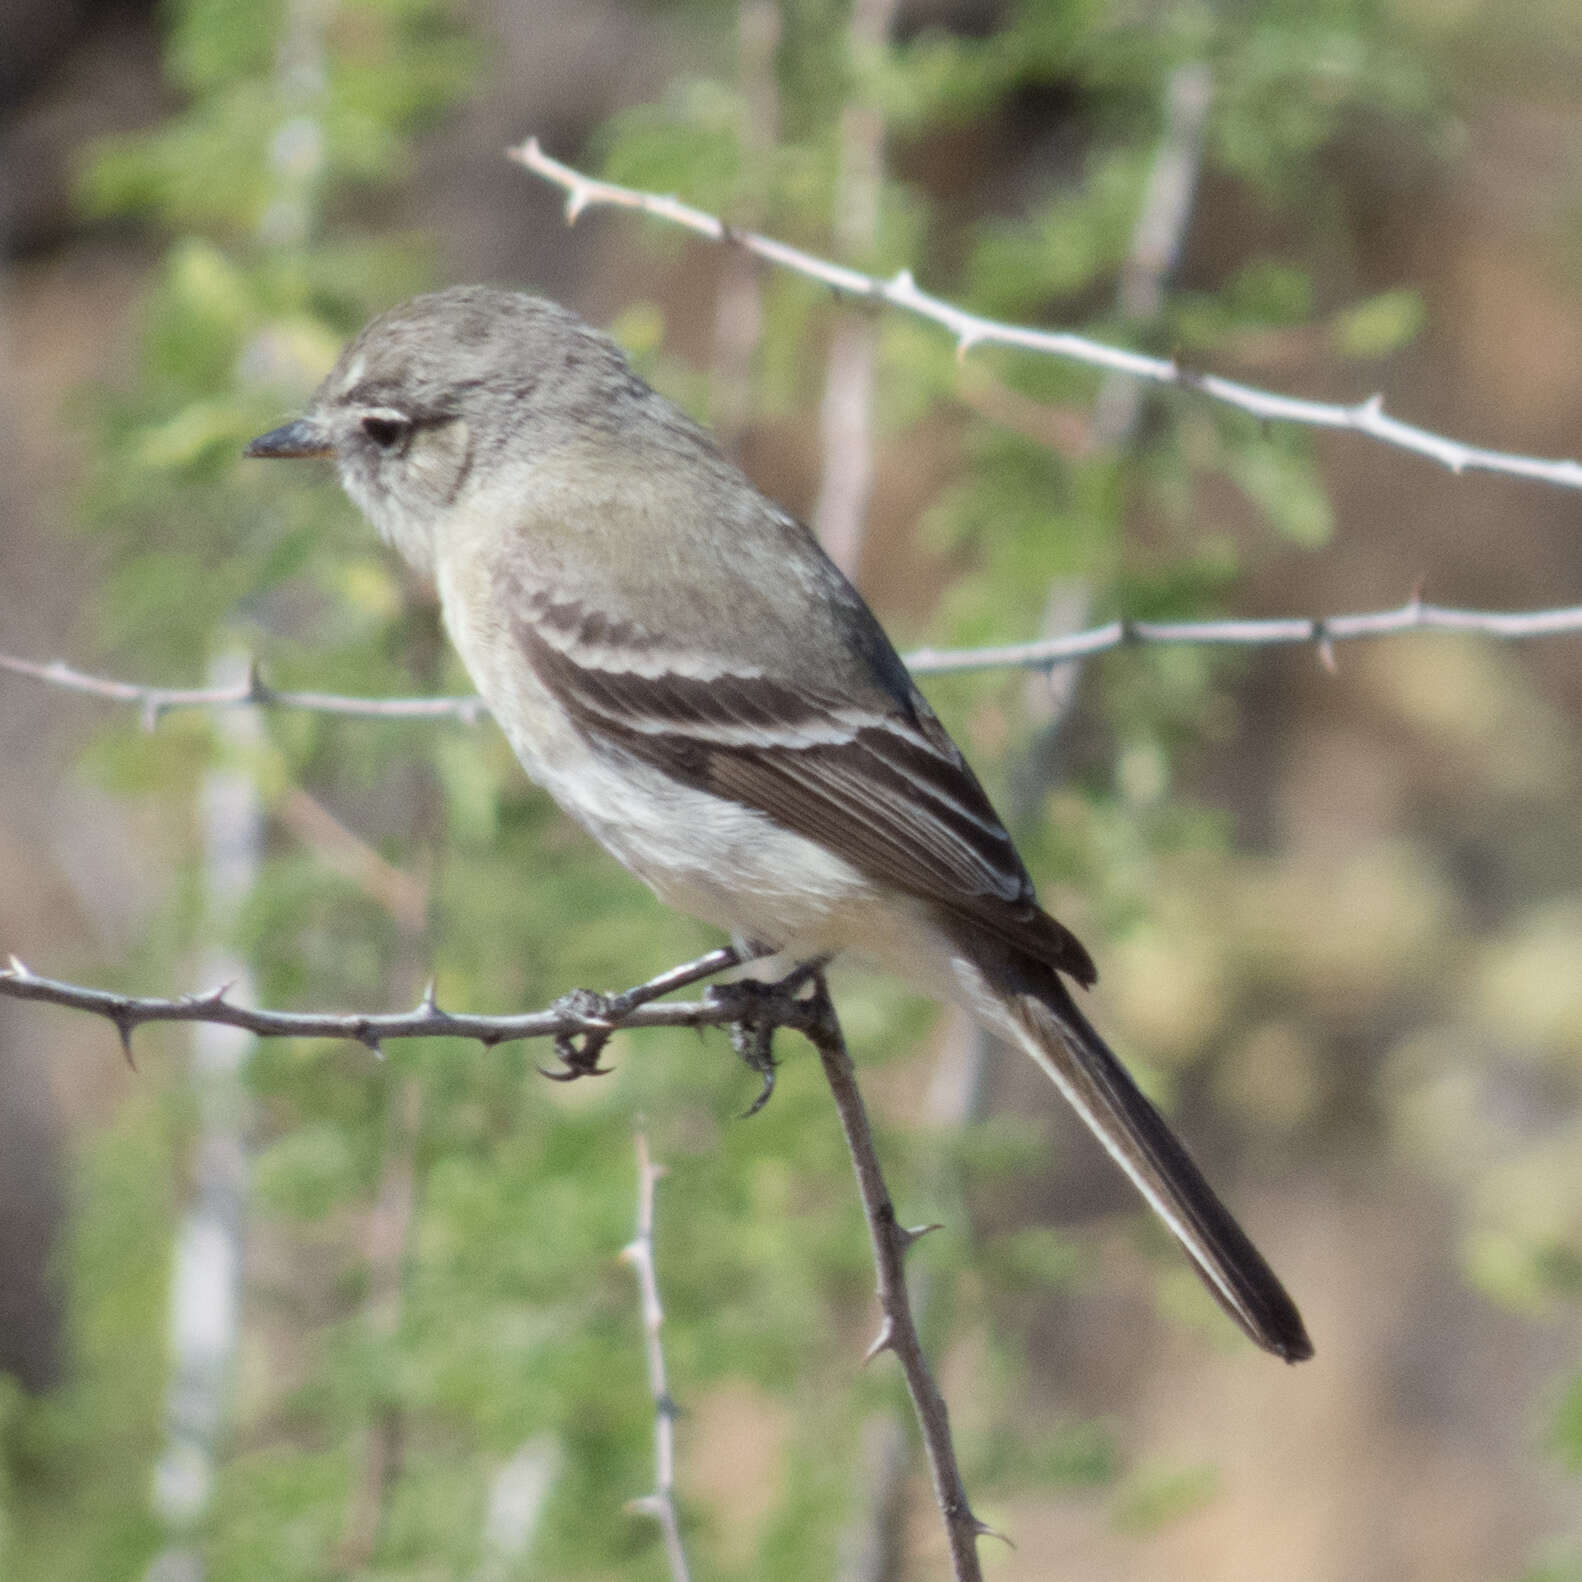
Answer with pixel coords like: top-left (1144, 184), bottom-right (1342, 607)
top-left (3, 0), bottom-right (1582, 1577)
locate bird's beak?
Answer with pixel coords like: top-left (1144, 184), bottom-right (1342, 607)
top-left (245, 416), bottom-right (334, 459)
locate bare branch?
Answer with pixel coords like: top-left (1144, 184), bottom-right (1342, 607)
top-left (0, 946), bottom-right (745, 1058)
top-left (0, 652), bottom-right (486, 726)
top-left (904, 596), bottom-right (1582, 673)
top-left (6, 935), bottom-right (985, 1572)
top-left (841, 65), bottom-right (1218, 1582)
top-left (799, 972), bottom-right (987, 1582)
top-left (511, 138), bottom-right (1582, 493)
top-left (9, 595), bottom-right (1582, 734)
top-left (621, 1133), bottom-right (692, 1582)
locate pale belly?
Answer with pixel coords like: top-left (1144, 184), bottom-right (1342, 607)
top-left (440, 568), bottom-right (881, 953)
top-left (435, 555), bottom-right (967, 994)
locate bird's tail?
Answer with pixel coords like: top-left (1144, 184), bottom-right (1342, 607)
top-left (970, 952), bottom-right (1312, 1362)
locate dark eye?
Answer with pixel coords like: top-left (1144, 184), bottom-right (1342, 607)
top-left (360, 412), bottom-right (410, 450)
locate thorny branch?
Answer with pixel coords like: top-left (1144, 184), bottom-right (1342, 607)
top-left (902, 596), bottom-right (1582, 674)
top-left (0, 948), bottom-right (989, 1575)
top-left (622, 1134), bottom-right (692, 1582)
top-left (512, 138), bottom-right (1582, 493)
top-left (7, 595), bottom-right (1582, 733)
top-left (0, 651), bottom-right (483, 726)
top-left (799, 971), bottom-right (987, 1582)
top-left (0, 946), bottom-right (745, 1065)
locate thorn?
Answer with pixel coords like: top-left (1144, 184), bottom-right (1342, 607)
top-left (199, 980), bottom-right (236, 1007)
top-left (968, 1514), bottom-right (1015, 1548)
top-left (863, 1319), bottom-right (897, 1365)
top-left (1317, 635), bottom-right (1338, 674)
top-left (626, 1494), bottom-right (665, 1521)
top-left (565, 189), bottom-right (589, 225)
top-left (420, 978), bottom-right (440, 1013)
top-left (244, 655), bottom-right (267, 702)
top-left (619, 1239), bottom-right (642, 1267)
top-left (113, 1013), bottom-right (137, 1071)
top-left (955, 333), bottom-right (978, 363)
top-left (139, 698), bottom-right (162, 733)
top-left (1407, 575), bottom-right (1427, 610)
top-left (1360, 392), bottom-right (1385, 418)
top-left (890, 267), bottom-right (915, 292)
top-left (896, 1222), bottom-right (944, 1253)
top-left (5, 954), bottom-right (30, 978)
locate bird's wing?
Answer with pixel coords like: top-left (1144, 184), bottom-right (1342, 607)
top-left (513, 588), bottom-right (1096, 985)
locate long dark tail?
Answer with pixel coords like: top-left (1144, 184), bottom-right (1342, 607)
top-left (991, 959), bottom-right (1312, 1362)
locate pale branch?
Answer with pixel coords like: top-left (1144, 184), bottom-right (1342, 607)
top-left (904, 596), bottom-right (1582, 674)
top-left (511, 138), bottom-right (1582, 493)
top-left (0, 946), bottom-right (746, 1064)
top-left (799, 971), bottom-right (988, 1582)
top-left (7, 597), bottom-right (1582, 731)
top-left (0, 652), bottom-right (486, 727)
top-left (621, 1133), bottom-right (693, 1582)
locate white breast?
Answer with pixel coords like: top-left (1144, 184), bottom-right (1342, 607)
top-left (433, 549), bottom-right (893, 959)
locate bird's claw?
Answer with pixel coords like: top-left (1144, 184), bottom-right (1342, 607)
top-left (538, 988), bottom-right (619, 1081)
top-left (707, 978), bottom-right (785, 1117)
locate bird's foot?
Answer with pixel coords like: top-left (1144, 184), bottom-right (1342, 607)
top-left (539, 986), bottom-right (619, 1082)
top-left (707, 956), bottom-right (831, 1117)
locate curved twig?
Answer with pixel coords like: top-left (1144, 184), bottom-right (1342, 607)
top-left (6, 595), bottom-right (1582, 733)
top-left (511, 138), bottom-right (1582, 494)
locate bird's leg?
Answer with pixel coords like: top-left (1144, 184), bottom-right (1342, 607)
top-left (538, 946), bottom-right (755, 1083)
top-left (707, 954), bottom-right (832, 1117)
top-left (540, 987), bottom-right (619, 1081)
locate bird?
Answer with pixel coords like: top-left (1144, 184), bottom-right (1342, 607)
top-left (247, 284), bottom-right (1312, 1362)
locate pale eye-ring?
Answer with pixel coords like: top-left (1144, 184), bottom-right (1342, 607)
top-left (360, 411), bottom-right (411, 450)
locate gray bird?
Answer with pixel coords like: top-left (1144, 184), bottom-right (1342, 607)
top-left (248, 285), bottom-right (1311, 1362)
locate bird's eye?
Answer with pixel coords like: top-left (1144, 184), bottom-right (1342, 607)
top-left (360, 412), bottom-right (410, 450)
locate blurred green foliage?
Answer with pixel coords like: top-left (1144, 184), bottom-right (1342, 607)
top-left (10, 0), bottom-right (1580, 1576)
